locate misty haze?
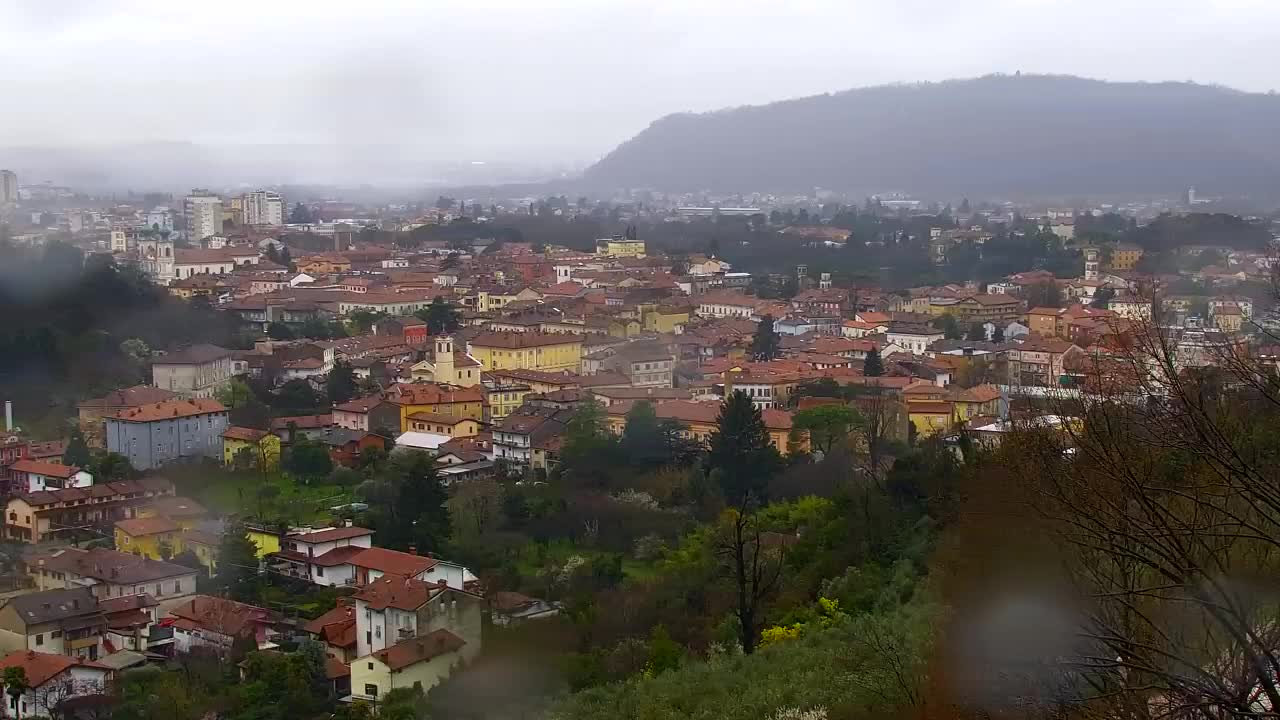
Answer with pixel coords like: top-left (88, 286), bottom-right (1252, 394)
top-left (1, 2), bottom-right (1279, 720)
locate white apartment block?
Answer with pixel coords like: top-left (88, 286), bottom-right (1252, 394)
top-left (242, 190), bottom-right (284, 226)
top-left (184, 192), bottom-right (223, 240)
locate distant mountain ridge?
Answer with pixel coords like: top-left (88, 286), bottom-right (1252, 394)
top-left (583, 74), bottom-right (1280, 199)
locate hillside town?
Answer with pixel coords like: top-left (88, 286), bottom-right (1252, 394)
top-left (0, 176), bottom-right (1279, 719)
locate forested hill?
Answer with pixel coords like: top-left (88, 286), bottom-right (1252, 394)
top-left (583, 74), bottom-right (1280, 197)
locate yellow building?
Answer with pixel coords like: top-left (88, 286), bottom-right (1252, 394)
top-left (384, 383), bottom-right (485, 432)
top-left (245, 525), bottom-right (282, 558)
top-left (221, 427), bottom-right (282, 470)
top-left (1109, 244), bottom-right (1144, 271)
top-left (114, 517), bottom-right (181, 561)
top-left (350, 630), bottom-right (467, 702)
top-left (951, 385), bottom-right (1002, 421)
top-left (595, 237), bottom-right (646, 258)
top-left (484, 384), bottom-right (533, 421)
top-left (477, 287), bottom-right (541, 313)
top-left (407, 413), bottom-right (481, 438)
top-left (467, 331), bottom-right (583, 373)
top-left (907, 401), bottom-right (956, 437)
top-left (603, 400), bottom-right (800, 454)
top-left (641, 304), bottom-right (691, 334)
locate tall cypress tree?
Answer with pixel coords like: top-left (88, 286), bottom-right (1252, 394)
top-left (750, 315), bottom-right (781, 361)
top-left (708, 390), bottom-right (782, 508)
top-left (863, 346), bottom-right (885, 376)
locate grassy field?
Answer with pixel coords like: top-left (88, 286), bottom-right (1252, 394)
top-left (168, 462), bottom-right (354, 525)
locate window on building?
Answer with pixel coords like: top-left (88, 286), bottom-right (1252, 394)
top-left (364, 684), bottom-right (378, 697)
top-left (34, 634), bottom-right (43, 646)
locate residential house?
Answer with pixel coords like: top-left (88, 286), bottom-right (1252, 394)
top-left (409, 336), bottom-right (482, 387)
top-left (952, 384), bottom-right (1005, 421)
top-left (5, 477), bottom-right (175, 545)
top-left (168, 595), bottom-right (277, 654)
top-left (383, 383), bottom-right (485, 432)
top-left (0, 650), bottom-right (112, 719)
top-left (269, 526), bottom-right (375, 587)
top-left (373, 316), bottom-right (428, 345)
top-left (104, 398), bottom-right (229, 470)
top-left (407, 414), bottom-right (481, 438)
top-left (7, 461), bottom-right (92, 493)
top-left (99, 593), bottom-right (160, 653)
top-left (885, 323), bottom-right (945, 355)
top-left (492, 409), bottom-right (569, 469)
top-left (603, 400), bottom-right (798, 454)
top-left (1209, 296), bottom-right (1254, 319)
top-left (1006, 338), bottom-right (1083, 386)
top-left (221, 427), bottom-right (282, 470)
top-left (26, 547), bottom-right (196, 610)
top-left (467, 332), bottom-right (584, 373)
top-left (150, 344), bottom-right (234, 398)
top-left (351, 574), bottom-right (483, 660)
top-left (304, 600), bottom-right (357, 662)
top-left (582, 341), bottom-right (675, 388)
top-left (343, 548), bottom-right (475, 590)
top-left (76, 386), bottom-right (179, 447)
top-left (0, 588), bottom-right (106, 660)
top-left (1108, 295), bottom-right (1153, 321)
top-left (113, 517), bottom-right (181, 563)
top-left (269, 414), bottom-right (335, 442)
top-left (488, 592), bottom-right (560, 627)
top-left (349, 629), bottom-right (467, 703)
top-left (1109, 243), bottom-right (1144, 271)
top-left (318, 429), bottom-right (389, 468)
top-left (907, 401), bottom-right (956, 437)
top-left (333, 395), bottom-right (401, 434)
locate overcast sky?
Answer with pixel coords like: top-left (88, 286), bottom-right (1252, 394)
top-left (1, 0), bottom-right (1278, 169)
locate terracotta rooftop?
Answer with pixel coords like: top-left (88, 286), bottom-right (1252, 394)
top-left (222, 426), bottom-right (271, 442)
top-left (469, 331), bottom-right (584, 349)
top-left (348, 547), bottom-right (438, 577)
top-left (168, 595), bottom-right (272, 637)
top-left (354, 574), bottom-right (443, 611)
top-left (372, 629), bottom-right (465, 671)
top-left (78, 385), bottom-right (180, 410)
top-left (110, 398), bottom-right (227, 422)
top-left (8, 459), bottom-right (81, 478)
top-left (145, 496), bottom-right (207, 519)
top-left (0, 650), bottom-right (109, 688)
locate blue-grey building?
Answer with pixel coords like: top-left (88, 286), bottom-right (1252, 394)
top-left (104, 398), bottom-right (229, 470)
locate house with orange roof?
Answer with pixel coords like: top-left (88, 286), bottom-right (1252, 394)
top-left (603, 399), bottom-right (801, 454)
top-left (6, 460), bottom-right (92, 493)
top-left (221, 426), bottom-right (281, 470)
top-left (0, 650), bottom-right (112, 717)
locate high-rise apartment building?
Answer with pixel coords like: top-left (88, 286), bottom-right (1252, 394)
top-left (184, 190), bottom-right (223, 240)
top-left (0, 170), bottom-right (17, 204)
top-left (242, 190), bottom-right (284, 226)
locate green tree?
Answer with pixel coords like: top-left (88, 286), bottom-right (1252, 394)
top-left (63, 427), bottom-right (91, 467)
top-left (216, 378), bottom-right (255, 408)
top-left (646, 625), bottom-right (683, 675)
top-left (791, 404), bottom-right (861, 456)
top-left (620, 400), bottom-right (667, 467)
top-left (89, 450), bottom-right (134, 481)
top-left (560, 399), bottom-right (622, 489)
top-left (282, 437), bottom-right (332, 480)
top-left (964, 322), bottom-right (987, 342)
top-left (708, 391), bottom-right (782, 508)
top-left (289, 203), bottom-right (312, 223)
top-left (326, 360), bottom-right (358, 404)
top-left (273, 379), bottom-right (321, 413)
top-left (348, 310), bottom-right (386, 334)
top-left (750, 315), bottom-right (781, 361)
top-left (1025, 281), bottom-right (1063, 308)
top-left (215, 520), bottom-right (261, 601)
top-left (358, 451), bottom-right (450, 552)
top-left (414, 296), bottom-right (461, 335)
top-left (3, 666), bottom-right (28, 719)
top-left (930, 314), bottom-right (961, 340)
top-left (299, 317), bottom-right (335, 339)
top-left (1090, 287), bottom-right (1116, 309)
top-left (266, 322), bottom-right (294, 340)
top-left (863, 346), bottom-right (885, 377)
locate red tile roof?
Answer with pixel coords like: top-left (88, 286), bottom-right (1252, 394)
top-left (168, 595), bottom-right (271, 637)
top-left (0, 650), bottom-right (109, 688)
top-left (310, 545), bottom-right (369, 567)
top-left (111, 398), bottom-right (227, 422)
top-left (222, 426), bottom-right (271, 442)
top-left (469, 331), bottom-right (584, 349)
top-left (115, 517), bottom-right (179, 537)
top-left (372, 629), bottom-right (465, 670)
top-left (9, 459), bottom-right (81, 478)
top-left (348, 547), bottom-right (438, 577)
top-left (354, 574), bottom-right (443, 611)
